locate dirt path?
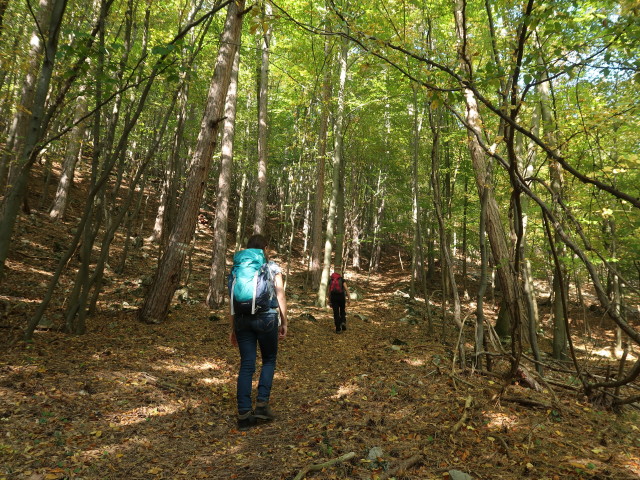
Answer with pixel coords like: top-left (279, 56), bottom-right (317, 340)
top-left (1, 216), bottom-right (639, 479)
top-left (2, 270), bottom-right (639, 479)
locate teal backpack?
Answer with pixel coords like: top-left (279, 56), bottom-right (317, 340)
top-left (227, 249), bottom-right (275, 315)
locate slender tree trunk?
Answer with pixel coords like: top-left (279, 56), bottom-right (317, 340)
top-left (139, 0), bottom-right (245, 324)
top-left (253, 1), bottom-right (271, 235)
top-left (116, 170), bottom-right (148, 274)
top-left (64, 0), bottom-right (105, 334)
top-left (475, 180), bottom-right (489, 369)
top-left (461, 174), bottom-right (469, 298)
top-left (0, 0), bottom-right (68, 280)
top-left (429, 104), bottom-right (463, 363)
top-left (317, 176), bottom-right (336, 308)
top-left (234, 172), bottom-right (248, 252)
top-left (1, 0), bottom-right (52, 190)
top-left (50, 89), bottom-right (88, 220)
top-left (454, 0), bottom-right (524, 370)
top-left (332, 36), bottom-right (348, 272)
top-left (410, 83), bottom-right (423, 300)
top-left (538, 62), bottom-right (568, 359)
top-left (207, 44), bottom-right (241, 308)
top-left (369, 169), bottom-right (385, 273)
top-left (310, 35), bottom-right (332, 288)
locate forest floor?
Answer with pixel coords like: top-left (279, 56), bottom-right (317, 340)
top-left (1, 184), bottom-right (640, 479)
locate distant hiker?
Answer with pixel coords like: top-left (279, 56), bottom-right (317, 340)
top-left (328, 272), bottom-right (349, 334)
top-left (228, 234), bottom-right (288, 431)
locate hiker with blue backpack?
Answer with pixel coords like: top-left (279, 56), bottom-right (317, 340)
top-left (328, 272), bottom-right (349, 334)
top-left (228, 234), bottom-right (288, 431)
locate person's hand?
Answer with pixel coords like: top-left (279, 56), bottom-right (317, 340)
top-left (279, 324), bottom-right (287, 340)
top-left (229, 329), bottom-right (238, 347)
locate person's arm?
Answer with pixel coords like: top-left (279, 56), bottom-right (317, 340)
top-left (343, 280), bottom-right (350, 304)
top-left (229, 312), bottom-right (237, 346)
top-left (274, 272), bottom-right (288, 339)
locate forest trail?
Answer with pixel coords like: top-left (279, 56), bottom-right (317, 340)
top-left (1, 214), bottom-right (639, 479)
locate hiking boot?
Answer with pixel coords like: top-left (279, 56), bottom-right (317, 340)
top-left (335, 328), bottom-right (342, 334)
top-left (237, 411), bottom-right (257, 431)
top-left (254, 403), bottom-right (275, 421)
top-left (341, 322), bottom-right (346, 331)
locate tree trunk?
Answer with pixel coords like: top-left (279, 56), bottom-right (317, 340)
top-left (409, 83), bottom-right (423, 300)
top-left (235, 172), bottom-right (248, 251)
top-left (368, 169), bottom-right (385, 273)
top-left (139, 0), bottom-right (245, 324)
top-left (253, 1), bottom-right (271, 235)
top-left (207, 45), bottom-right (241, 308)
top-left (537, 61), bottom-right (568, 360)
top-left (50, 89), bottom-right (87, 220)
top-left (454, 0), bottom-right (524, 367)
top-left (429, 104), bottom-right (463, 362)
top-left (310, 34), bottom-right (332, 288)
top-left (0, 0), bottom-right (68, 280)
top-left (332, 36), bottom-right (348, 272)
top-left (1, 0), bottom-right (52, 191)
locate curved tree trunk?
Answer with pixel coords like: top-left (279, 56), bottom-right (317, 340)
top-left (0, 0), bottom-right (68, 280)
top-left (139, 0), bottom-right (245, 324)
top-left (454, 0), bottom-right (524, 371)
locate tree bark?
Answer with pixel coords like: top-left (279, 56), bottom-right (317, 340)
top-left (207, 44), bottom-right (241, 308)
top-left (453, 0), bottom-right (523, 366)
top-left (537, 60), bottom-right (568, 360)
top-left (49, 88), bottom-right (88, 220)
top-left (409, 83), bottom-right (423, 301)
top-left (139, 0), bottom-right (245, 324)
top-left (0, 0), bottom-right (68, 280)
top-left (310, 34), bottom-right (332, 288)
top-left (332, 36), bottom-right (348, 273)
top-left (253, 1), bottom-right (271, 235)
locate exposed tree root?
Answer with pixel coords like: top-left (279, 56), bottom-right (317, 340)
top-left (293, 451), bottom-right (356, 480)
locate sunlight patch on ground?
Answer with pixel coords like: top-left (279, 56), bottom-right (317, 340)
top-left (332, 383), bottom-right (360, 399)
top-left (80, 441), bottom-right (128, 459)
top-left (484, 411), bottom-right (519, 430)
top-left (273, 371), bottom-right (290, 381)
top-left (78, 435), bottom-right (155, 464)
top-left (403, 358), bottom-right (426, 367)
top-left (0, 294), bottom-right (42, 304)
top-left (112, 401), bottom-right (187, 426)
top-left (5, 259), bottom-right (54, 278)
top-left (152, 359), bottom-right (229, 374)
top-left (156, 345), bottom-right (177, 354)
top-left (574, 343), bottom-right (639, 361)
top-left (200, 377), bottom-right (228, 386)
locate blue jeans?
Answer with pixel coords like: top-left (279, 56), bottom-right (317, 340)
top-left (234, 310), bottom-right (279, 413)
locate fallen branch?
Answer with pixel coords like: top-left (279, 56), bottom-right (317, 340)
top-left (378, 454), bottom-right (424, 480)
top-left (515, 366), bottom-right (542, 391)
top-left (448, 373), bottom-right (476, 389)
top-left (452, 395), bottom-right (474, 433)
top-left (293, 452), bottom-right (356, 480)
